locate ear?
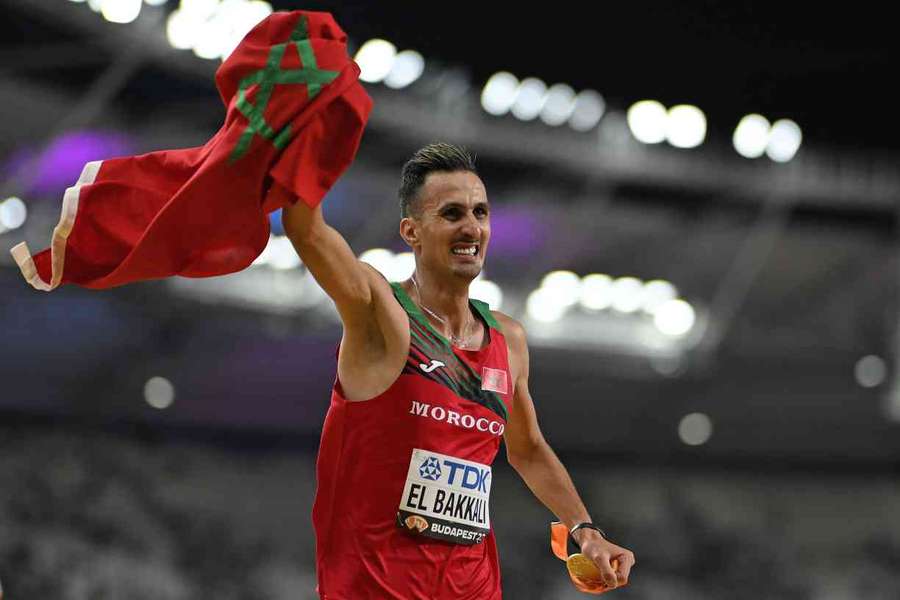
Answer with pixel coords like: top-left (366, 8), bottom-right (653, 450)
top-left (399, 216), bottom-right (419, 248)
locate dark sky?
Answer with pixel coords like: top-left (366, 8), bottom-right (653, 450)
top-left (282, 0), bottom-right (898, 155)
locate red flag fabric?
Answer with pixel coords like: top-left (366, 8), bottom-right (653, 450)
top-left (10, 10), bottom-right (372, 291)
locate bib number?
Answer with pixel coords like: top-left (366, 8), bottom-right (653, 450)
top-left (396, 448), bottom-right (491, 545)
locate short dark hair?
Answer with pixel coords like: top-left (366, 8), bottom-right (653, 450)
top-left (398, 143), bottom-right (477, 218)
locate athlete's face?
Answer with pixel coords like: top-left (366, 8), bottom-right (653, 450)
top-left (400, 170), bottom-right (490, 282)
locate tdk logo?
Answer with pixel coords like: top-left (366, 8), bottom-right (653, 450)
top-left (419, 456), bottom-right (442, 481)
top-left (441, 459), bottom-right (491, 493)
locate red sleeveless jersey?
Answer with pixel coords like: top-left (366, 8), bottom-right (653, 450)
top-left (312, 282), bottom-right (512, 599)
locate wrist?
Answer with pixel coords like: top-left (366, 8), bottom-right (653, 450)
top-left (569, 522), bottom-right (608, 548)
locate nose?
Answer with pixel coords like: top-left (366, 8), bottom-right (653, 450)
top-left (459, 211), bottom-right (483, 238)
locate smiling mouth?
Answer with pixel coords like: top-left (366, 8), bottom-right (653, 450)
top-left (451, 244), bottom-right (479, 257)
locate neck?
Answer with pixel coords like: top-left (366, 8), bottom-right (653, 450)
top-left (409, 269), bottom-right (472, 331)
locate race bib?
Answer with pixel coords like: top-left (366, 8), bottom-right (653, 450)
top-left (396, 448), bottom-right (491, 545)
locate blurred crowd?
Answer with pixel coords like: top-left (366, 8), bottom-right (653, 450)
top-left (1, 423), bottom-right (898, 599)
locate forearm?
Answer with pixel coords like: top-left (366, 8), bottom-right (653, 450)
top-left (281, 198), bottom-right (325, 242)
top-left (510, 441), bottom-right (593, 531)
top-left (280, 196), bottom-right (374, 313)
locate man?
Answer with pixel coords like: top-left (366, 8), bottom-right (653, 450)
top-left (283, 143), bottom-right (635, 599)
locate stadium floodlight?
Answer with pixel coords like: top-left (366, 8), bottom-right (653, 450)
top-left (855, 355), bottom-right (887, 388)
top-left (470, 279), bottom-right (503, 310)
top-left (678, 412), bottom-right (712, 445)
top-left (355, 39), bottom-right (397, 84)
top-left (511, 77), bottom-right (548, 121)
top-left (481, 71), bottom-right (519, 116)
top-left (0, 197), bottom-right (27, 231)
top-left (766, 118), bottom-right (802, 163)
top-left (627, 100), bottom-right (667, 144)
top-left (144, 376), bottom-right (175, 409)
top-left (733, 114), bottom-right (771, 159)
top-left (666, 104), bottom-right (706, 148)
top-left (359, 248), bottom-right (395, 277)
top-left (540, 270), bottom-right (582, 307)
top-left (569, 89), bottom-right (606, 132)
top-left (579, 273), bottom-right (614, 311)
top-left (388, 252), bottom-right (416, 281)
top-left (192, 16), bottom-right (231, 59)
top-left (540, 83), bottom-right (576, 126)
top-left (653, 299), bottom-right (696, 336)
top-left (166, 9), bottom-right (197, 49)
top-left (100, 0), bottom-right (142, 23)
top-left (384, 50), bottom-right (425, 89)
top-left (610, 276), bottom-right (644, 313)
top-left (526, 287), bottom-right (568, 323)
top-left (641, 279), bottom-right (677, 314)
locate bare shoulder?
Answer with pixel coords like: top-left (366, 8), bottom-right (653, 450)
top-left (491, 311), bottom-right (529, 387)
top-left (358, 260), bottom-right (395, 299)
top-left (491, 310), bottom-right (525, 343)
top-left (491, 311), bottom-right (529, 362)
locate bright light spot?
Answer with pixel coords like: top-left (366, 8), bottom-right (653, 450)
top-left (641, 279), bottom-right (678, 314)
top-left (359, 248), bottom-right (395, 277)
top-left (101, 0), bottom-right (142, 23)
top-left (678, 412), bottom-right (712, 446)
top-left (569, 89), bottom-right (606, 132)
top-left (180, 0), bottom-right (219, 20)
top-left (481, 72), bottom-right (519, 116)
top-left (268, 235), bottom-right (300, 270)
top-left (144, 0), bottom-right (169, 6)
top-left (733, 114), bottom-right (771, 159)
top-left (666, 104), bottom-right (706, 148)
top-left (388, 252), bottom-right (416, 281)
top-left (355, 39), bottom-right (397, 84)
top-left (511, 77), bottom-right (547, 121)
top-left (192, 16), bottom-right (230, 59)
top-left (766, 118), bottom-right (802, 163)
top-left (855, 355), bottom-right (887, 388)
top-left (579, 273), bottom-right (614, 311)
top-left (540, 270), bottom-right (582, 307)
top-left (384, 50), bottom-right (425, 89)
top-left (470, 279), bottom-right (503, 310)
top-left (0, 197), bottom-right (27, 230)
top-left (653, 299), bottom-right (696, 336)
top-left (526, 287), bottom-right (568, 323)
top-left (627, 100), bottom-right (668, 144)
top-left (540, 83), bottom-right (576, 126)
top-left (68, 0), bottom-right (87, 4)
top-left (144, 376), bottom-right (175, 410)
top-left (166, 9), bottom-right (197, 49)
top-left (87, 0), bottom-right (103, 12)
top-left (610, 276), bottom-right (644, 313)
top-left (246, 1), bottom-right (273, 20)
top-left (217, 0), bottom-right (273, 60)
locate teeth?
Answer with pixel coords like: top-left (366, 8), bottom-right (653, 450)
top-left (452, 247), bottom-right (477, 255)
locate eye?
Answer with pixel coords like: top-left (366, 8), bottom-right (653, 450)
top-left (442, 208), bottom-right (461, 220)
top-left (475, 206), bottom-right (489, 217)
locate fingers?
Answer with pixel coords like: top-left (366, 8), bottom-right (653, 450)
top-left (593, 554), bottom-right (619, 588)
top-left (613, 549), bottom-right (636, 585)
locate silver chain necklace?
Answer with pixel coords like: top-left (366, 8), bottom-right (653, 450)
top-left (410, 273), bottom-right (475, 348)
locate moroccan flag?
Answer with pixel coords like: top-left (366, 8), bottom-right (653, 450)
top-left (9, 10), bottom-right (372, 291)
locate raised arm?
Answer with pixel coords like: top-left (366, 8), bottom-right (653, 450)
top-left (281, 199), bottom-right (382, 328)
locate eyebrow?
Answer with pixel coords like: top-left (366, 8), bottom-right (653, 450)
top-left (438, 201), bottom-right (490, 211)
